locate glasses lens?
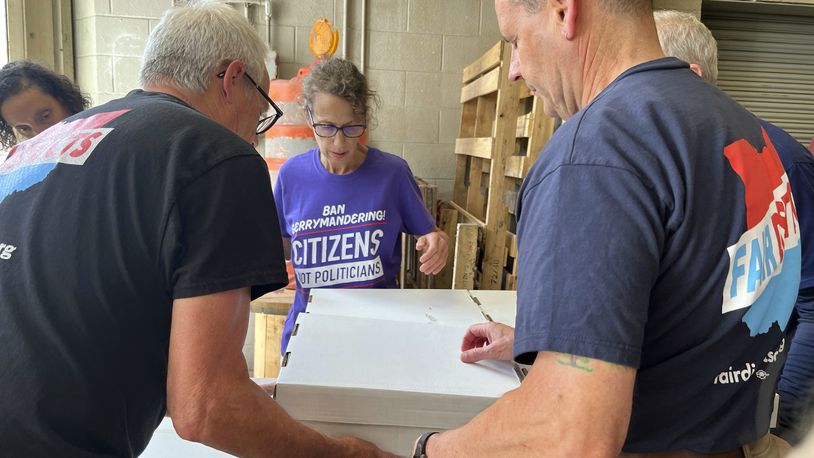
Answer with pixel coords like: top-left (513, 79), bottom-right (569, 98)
top-left (313, 124), bottom-right (339, 137)
top-left (256, 115), bottom-right (278, 135)
top-left (342, 125), bottom-right (366, 138)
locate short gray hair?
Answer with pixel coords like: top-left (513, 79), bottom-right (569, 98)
top-left (654, 10), bottom-right (718, 85)
top-left (511, 0), bottom-right (652, 15)
top-left (139, 0), bottom-right (268, 93)
top-left (301, 58), bottom-right (378, 124)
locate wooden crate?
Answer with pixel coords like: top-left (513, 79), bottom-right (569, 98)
top-left (448, 41), bottom-right (557, 291)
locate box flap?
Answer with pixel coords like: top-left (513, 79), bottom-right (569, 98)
top-left (276, 313), bottom-right (519, 429)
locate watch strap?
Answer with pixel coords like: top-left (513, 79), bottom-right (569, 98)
top-left (413, 431), bottom-right (440, 458)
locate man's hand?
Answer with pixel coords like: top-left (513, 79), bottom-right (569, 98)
top-left (460, 322), bottom-right (515, 363)
top-left (415, 229), bottom-right (449, 275)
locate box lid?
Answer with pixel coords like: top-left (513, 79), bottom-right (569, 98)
top-left (276, 313), bottom-right (519, 429)
top-left (307, 288), bottom-right (486, 325)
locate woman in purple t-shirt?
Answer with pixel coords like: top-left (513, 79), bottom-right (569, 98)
top-left (273, 58), bottom-right (449, 353)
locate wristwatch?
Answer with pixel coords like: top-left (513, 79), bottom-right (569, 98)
top-left (413, 431), bottom-right (439, 458)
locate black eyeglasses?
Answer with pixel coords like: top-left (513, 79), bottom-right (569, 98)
top-left (306, 107), bottom-right (366, 138)
top-left (217, 70), bottom-right (284, 135)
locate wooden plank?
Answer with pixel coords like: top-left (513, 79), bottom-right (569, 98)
top-left (467, 157), bottom-right (486, 221)
top-left (253, 314), bottom-right (267, 377)
top-left (250, 289), bottom-right (295, 315)
top-left (454, 137), bottom-right (494, 160)
top-left (253, 313), bottom-right (286, 378)
top-left (452, 224), bottom-right (479, 289)
top-left (459, 100), bottom-right (478, 138)
top-left (263, 315), bottom-right (285, 378)
top-left (453, 155), bottom-right (469, 206)
top-left (515, 112), bottom-right (532, 138)
top-left (462, 41), bottom-right (502, 84)
top-left (434, 207), bottom-right (459, 289)
top-left (460, 66), bottom-right (500, 104)
top-left (399, 234), bottom-right (408, 288)
top-left (447, 199), bottom-right (485, 227)
top-left (507, 231), bottom-right (518, 258)
top-left (505, 156), bottom-right (525, 179)
top-left (481, 43), bottom-right (521, 290)
top-left (475, 93), bottom-right (498, 137)
top-left (524, 99), bottom-right (558, 176)
top-left (517, 84), bottom-right (533, 99)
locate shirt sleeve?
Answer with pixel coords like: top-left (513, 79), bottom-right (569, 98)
top-left (273, 169), bottom-right (291, 238)
top-left (165, 154), bottom-right (288, 300)
top-left (787, 162), bottom-right (814, 289)
top-left (513, 164), bottom-right (665, 368)
top-left (397, 162), bottom-right (436, 236)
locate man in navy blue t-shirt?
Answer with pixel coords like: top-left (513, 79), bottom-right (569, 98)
top-left (414, 2), bottom-right (799, 456)
top-left (654, 10), bottom-right (814, 446)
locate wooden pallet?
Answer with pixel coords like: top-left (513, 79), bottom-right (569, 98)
top-left (449, 41), bottom-right (557, 291)
top-left (400, 178), bottom-right (438, 289)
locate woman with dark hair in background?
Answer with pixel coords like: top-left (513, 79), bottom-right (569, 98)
top-left (0, 59), bottom-right (90, 150)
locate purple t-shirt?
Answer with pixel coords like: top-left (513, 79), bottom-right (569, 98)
top-left (274, 147), bottom-right (435, 352)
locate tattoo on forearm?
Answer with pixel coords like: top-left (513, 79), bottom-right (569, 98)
top-left (555, 354), bottom-right (595, 372)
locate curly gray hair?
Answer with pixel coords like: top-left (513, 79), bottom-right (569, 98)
top-left (301, 58), bottom-right (378, 124)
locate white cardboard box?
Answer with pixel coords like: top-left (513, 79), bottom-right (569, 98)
top-left (307, 288), bottom-right (487, 324)
top-left (308, 288), bottom-right (517, 326)
top-left (274, 312), bottom-right (520, 455)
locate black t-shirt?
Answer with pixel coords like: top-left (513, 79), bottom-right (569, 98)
top-left (0, 90), bottom-right (287, 456)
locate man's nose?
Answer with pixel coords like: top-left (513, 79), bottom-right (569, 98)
top-left (508, 48), bottom-right (523, 81)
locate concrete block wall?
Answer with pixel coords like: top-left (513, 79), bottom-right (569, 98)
top-left (74, 0), bottom-right (701, 197)
top-left (74, 0), bottom-right (172, 106)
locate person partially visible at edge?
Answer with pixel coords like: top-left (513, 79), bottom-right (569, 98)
top-left (655, 9), bottom-right (814, 448)
top-left (0, 59), bottom-right (90, 156)
top-left (411, 1), bottom-right (799, 457)
top-left (273, 57), bottom-right (449, 354)
top-left (0, 1), bottom-right (393, 457)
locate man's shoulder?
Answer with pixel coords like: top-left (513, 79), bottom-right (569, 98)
top-left (759, 119), bottom-right (814, 169)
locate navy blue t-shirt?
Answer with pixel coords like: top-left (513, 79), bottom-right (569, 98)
top-left (760, 119), bottom-right (814, 289)
top-left (514, 58), bottom-right (800, 453)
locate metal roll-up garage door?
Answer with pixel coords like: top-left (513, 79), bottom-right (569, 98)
top-left (702, 1), bottom-right (814, 145)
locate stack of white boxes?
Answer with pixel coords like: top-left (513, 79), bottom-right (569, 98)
top-left (274, 289), bottom-right (520, 455)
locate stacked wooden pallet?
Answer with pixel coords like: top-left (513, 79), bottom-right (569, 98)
top-left (400, 178), bottom-right (438, 289)
top-left (437, 41), bottom-right (558, 290)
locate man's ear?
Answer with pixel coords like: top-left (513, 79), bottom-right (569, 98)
top-left (552, 0), bottom-right (578, 40)
top-left (689, 63), bottom-right (704, 79)
top-left (219, 60), bottom-right (246, 103)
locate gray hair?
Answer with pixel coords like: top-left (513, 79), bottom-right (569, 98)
top-left (139, 0), bottom-right (268, 93)
top-left (511, 0), bottom-right (652, 15)
top-left (654, 10), bottom-right (718, 85)
top-left (301, 58), bottom-right (378, 123)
